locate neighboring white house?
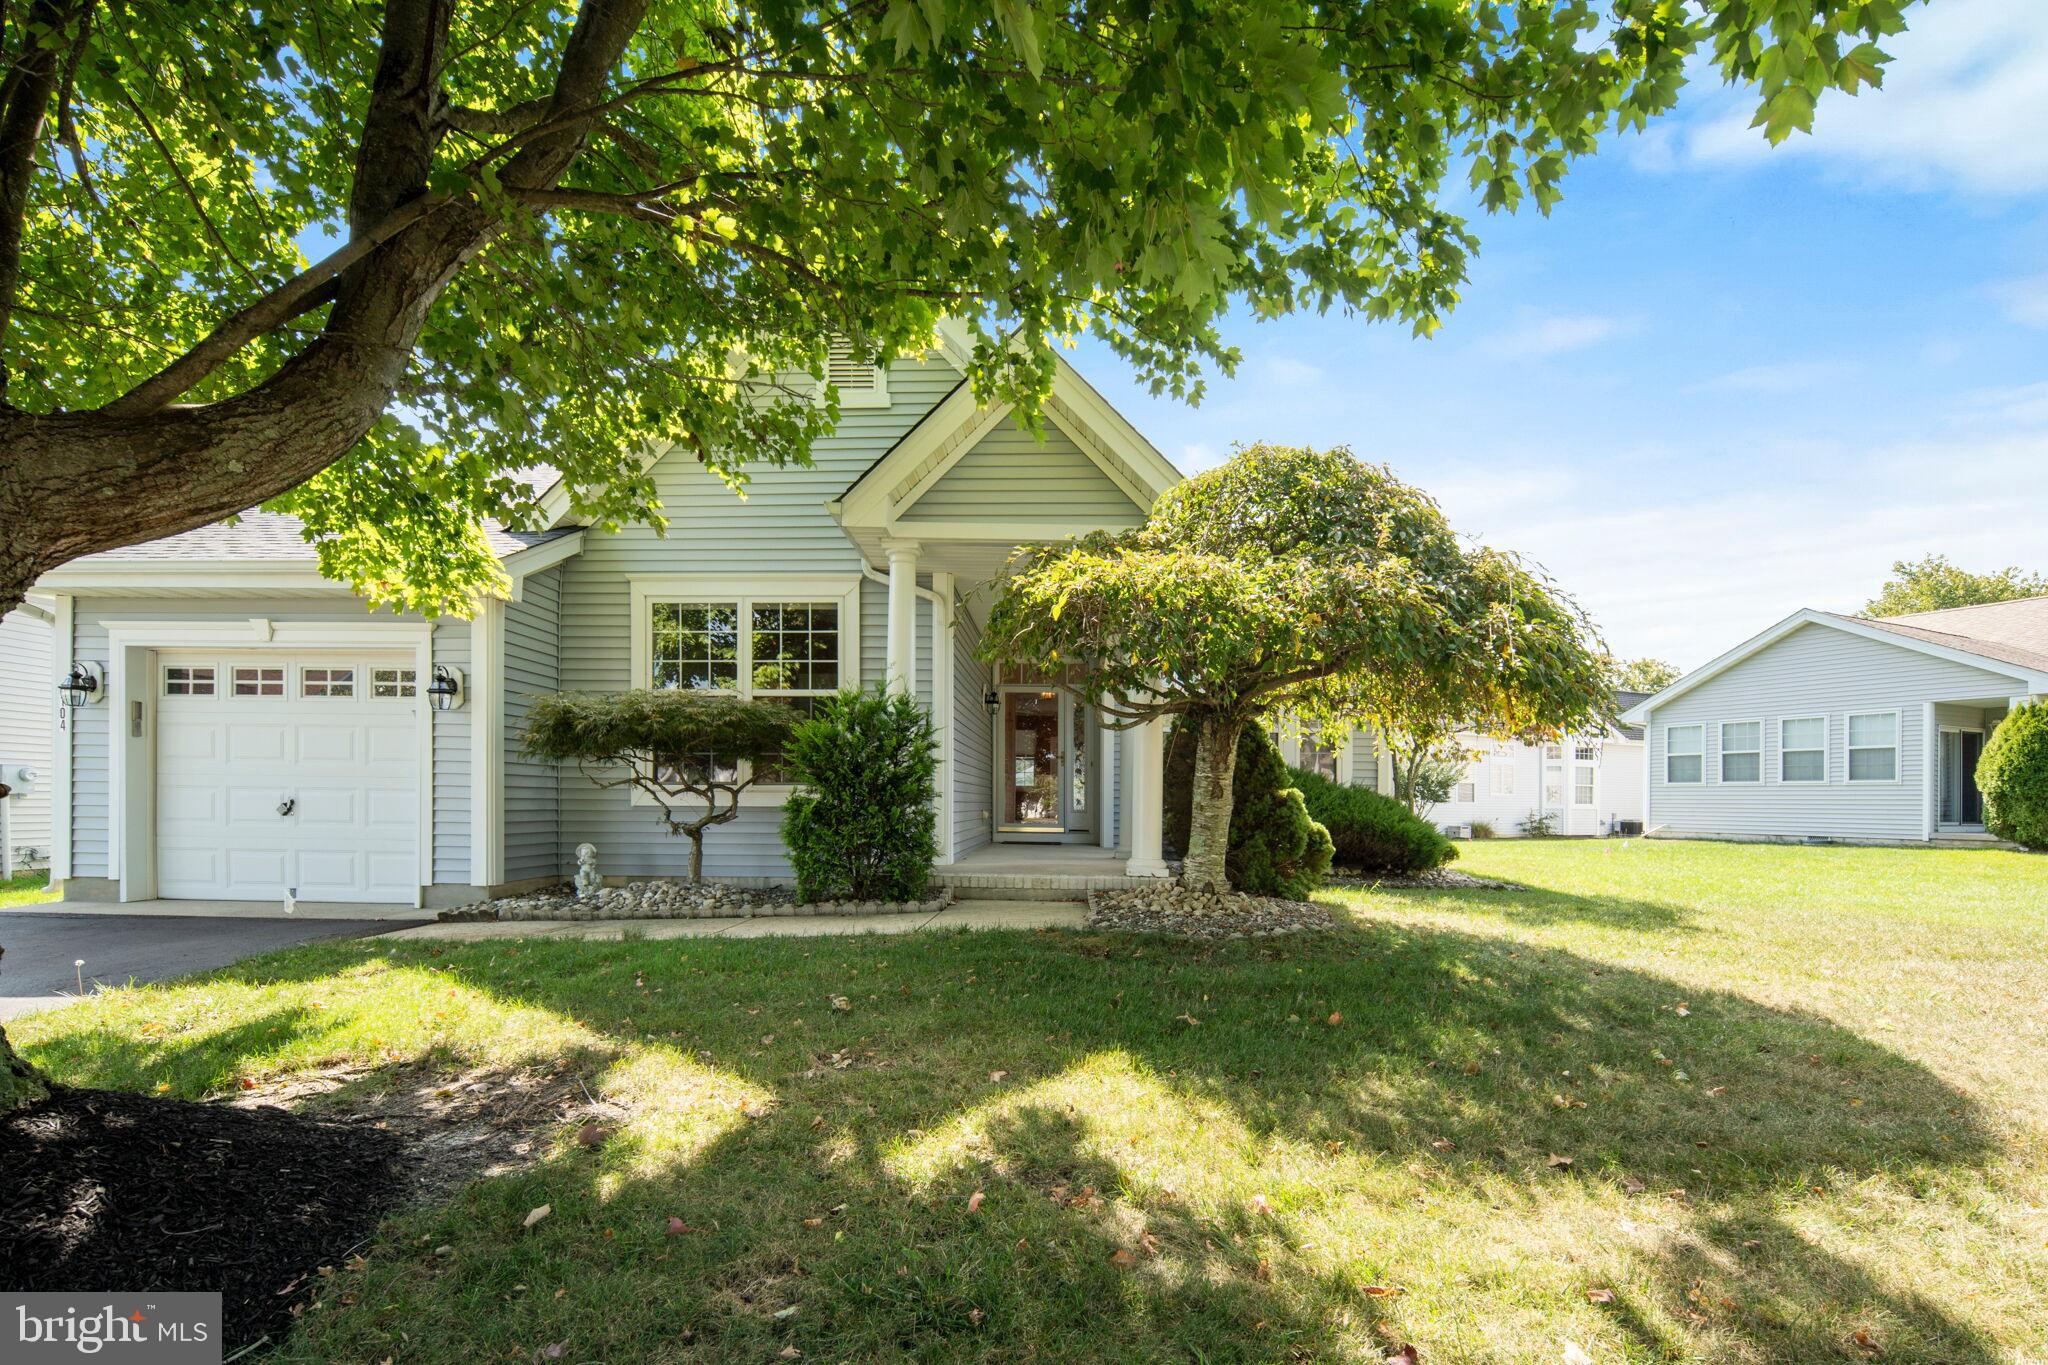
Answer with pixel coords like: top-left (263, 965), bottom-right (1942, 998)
top-left (1277, 698), bottom-right (1648, 839)
top-left (1621, 600), bottom-right (2048, 845)
top-left (1, 602), bottom-right (54, 871)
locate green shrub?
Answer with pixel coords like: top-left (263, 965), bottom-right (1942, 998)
top-left (1163, 722), bottom-right (1333, 899)
top-left (1290, 767), bottom-right (1456, 874)
top-left (1468, 819), bottom-right (1497, 840)
top-left (780, 687), bottom-right (938, 902)
top-left (1980, 700), bottom-right (2048, 850)
top-left (1518, 811), bottom-right (1560, 838)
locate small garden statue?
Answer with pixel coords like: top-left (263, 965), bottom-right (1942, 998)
top-left (574, 843), bottom-right (601, 900)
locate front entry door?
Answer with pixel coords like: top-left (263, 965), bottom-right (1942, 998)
top-left (1939, 729), bottom-right (1985, 826)
top-left (997, 690), bottom-right (1094, 841)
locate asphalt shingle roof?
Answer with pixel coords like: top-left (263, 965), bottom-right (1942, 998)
top-left (1825, 595), bottom-right (2048, 676)
top-left (90, 511), bottom-right (573, 563)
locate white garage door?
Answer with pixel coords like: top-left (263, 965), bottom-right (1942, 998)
top-left (155, 652), bottom-right (422, 904)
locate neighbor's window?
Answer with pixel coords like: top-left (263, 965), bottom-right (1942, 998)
top-left (301, 666), bottom-right (355, 698)
top-left (1453, 781), bottom-right (1476, 803)
top-left (231, 665), bottom-right (284, 697)
top-left (1574, 742), bottom-right (1598, 761)
top-left (371, 667), bottom-right (418, 698)
top-left (1666, 724), bottom-right (1704, 783)
top-left (1847, 711), bottom-right (1898, 782)
top-left (1490, 762), bottom-right (1515, 796)
top-left (1719, 721), bottom-right (1762, 783)
top-left (163, 664), bottom-right (215, 697)
top-left (1299, 725), bottom-right (1340, 781)
top-left (1780, 716), bottom-right (1826, 782)
top-left (1573, 766), bottom-right (1596, 805)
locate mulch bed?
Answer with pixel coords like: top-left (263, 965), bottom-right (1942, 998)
top-left (1, 1085), bottom-right (407, 1356)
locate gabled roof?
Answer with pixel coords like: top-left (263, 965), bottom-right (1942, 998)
top-left (37, 511), bottom-right (582, 599)
top-left (1620, 606), bottom-right (2048, 723)
top-left (831, 318), bottom-right (1180, 538)
top-left (1847, 595), bottom-right (2048, 675)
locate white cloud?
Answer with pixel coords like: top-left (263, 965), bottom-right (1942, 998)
top-left (1659, 0), bottom-right (2048, 194)
top-left (1987, 272), bottom-right (2048, 328)
top-left (1251, 354), bottom-right (1326, 388)
top-left (1689, 360), bottom-right (1858, 395)
top-left (1478, 312), bottom-right (1632, 360)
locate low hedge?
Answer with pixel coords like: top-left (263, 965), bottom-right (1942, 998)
top-left (1290, 767), bottom-right (1457, 874)
top-left (1980, 699), bottom-right (2048, 850)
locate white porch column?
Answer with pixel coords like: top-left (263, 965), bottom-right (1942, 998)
top-left (1096, 709), bottom-right (1117, 850)
top-left (1124, 714), bottom-right (1170, 878)
top-left (884, 539), bottom-right (920, 693)
top-left (931, 571), bottom-right (956, 865)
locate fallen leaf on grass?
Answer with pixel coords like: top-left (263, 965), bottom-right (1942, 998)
top-left (1249, 1194), bottom-right (1273, 1215)
top-left (1461, 1060), bottom-right (1482, 1076)
top-left (968, 1307), bottom-right (985, 1325)
top-left (1851, 1327), bottom-right (1882, 1355)
top-left (1706, 1085), bottom-right (1727, 1097)
top-left (576, 1122), bottom-right (610, 1148)
top-left (1386, 1346), bottom-right (1420, 1364)
top-left (830, 996), bottom-right (851, 1011)
top-left (522, 1205), bottom-right (552, 1230)
top-left (1108, 1248), bottom-right (1140, 1268)
top-left (1361, 1285), bottom-right (1404, 1298)
top-left (988, 1069), bottom-right (1009, 1082)
top-left (1562, 1343), bottom-right (1594, 1365)
top-left (1429, 1137), bottom-right (1456, 1152)
top-left (533, 1344), bottom-right (566, 1362)
top-left (1546, 1154), bottom-right (1574, 1170)
top-left (1176, 1013), bottom-right (1202, 1027)
top-left (1585, 1288), bottom-right (1615, 1305)
top-left (967, 1190), bottom-right (986, 1214)
top-left (238, 1077), bottom-right (257, 1091)
top-left (1327, 1011), bottom-right (1343, 1026)
top-left (1254, 1258), bottom-right (1272, 1282)
top-left (665, 1216), bottom-right (695, 1236)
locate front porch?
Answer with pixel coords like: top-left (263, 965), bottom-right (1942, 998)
top-left (932, 843), bottom-right (1177, 902)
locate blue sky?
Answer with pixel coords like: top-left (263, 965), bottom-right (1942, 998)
top-left (1066, 0), bottom-right (2048, 670)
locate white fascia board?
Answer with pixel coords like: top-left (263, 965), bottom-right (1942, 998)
top-left (500, 530), bottom-right (585, 585)
top-left (36, 560), bottom-right (354, 594)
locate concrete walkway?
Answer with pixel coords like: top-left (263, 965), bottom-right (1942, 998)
top-left (382, 899), bottom-right (1084, 943)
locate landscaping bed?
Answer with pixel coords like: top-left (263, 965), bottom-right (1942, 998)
top-left (439, 879), bottom-right (952, 922)
top-left (1327, 867), bottom-right (1516, 890)
top-left (0, 1085), bottom-right (406, 1355)
top-left (1086, 884), bottom-right (1339, 938)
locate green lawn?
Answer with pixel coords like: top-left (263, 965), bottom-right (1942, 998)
top-left (0, 868), bottom-right (56, 907)
top-left (13, 840), bottom-right (2048, 1363)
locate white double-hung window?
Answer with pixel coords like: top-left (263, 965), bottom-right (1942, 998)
top-left (1665, 724), bottom-right (1704, 783)
top-left (1780, 716), bottom-right (1827, 783)
top-left (1847, 711), bottom-right (1899, 782)
top-left (1718, 721), bottom-right (1762, 784)
top-left (632, 576), bottom-right (861, 790)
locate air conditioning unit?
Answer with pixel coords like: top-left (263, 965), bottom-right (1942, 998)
top-left (1441, 823), bottom-right (1473, 840)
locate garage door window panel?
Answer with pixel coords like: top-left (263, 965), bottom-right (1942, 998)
top-left (163, 664), bottom-right (216, 696)
top-left (232, 665), bottom-right (286, 697)
top-left (302, 666), bottom-right (356, 698)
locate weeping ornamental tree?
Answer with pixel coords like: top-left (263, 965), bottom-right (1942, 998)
top-left (520, 690), bottom-right (798, 880)
top-left (982, 445), bottom-right (1611, 892)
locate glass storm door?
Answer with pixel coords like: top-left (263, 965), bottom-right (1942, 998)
top-left (1003, 691), bottom-right (1065, 829)
top-left (1940, 730), bottom-right (1985, 825)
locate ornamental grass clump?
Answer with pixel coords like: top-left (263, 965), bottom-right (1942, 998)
top-left (781, 688), bottom-right (938, 903)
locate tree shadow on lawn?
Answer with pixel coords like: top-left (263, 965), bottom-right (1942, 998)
top-left (20, 920), bottom-right (2012, 1363)
top-left (1333, 877), bottom-right (1706, 934)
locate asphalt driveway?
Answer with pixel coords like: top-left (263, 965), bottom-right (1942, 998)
top-left (0, 913), bottom-right (393, 1019)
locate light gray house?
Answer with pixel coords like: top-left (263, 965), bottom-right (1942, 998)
top-left (31, 329), bottom-right (1194, 907)
top-left (1620, 601), bottom-right (2048, 845)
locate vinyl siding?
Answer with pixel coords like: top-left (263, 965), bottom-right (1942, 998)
top-left (1341, 727), bottom-right (1644, 837)
top-left (60, 599), bottom-right (467, 889)
top-left (1, 608), bottom-right (53, 865)
top-left (899, 417), bottom-right (1146, 525)
top-left (1642, 622), bottom-right (2030, 842)
top-left (503, 568), bottom-right (563, 882)
top-left (951, 607), bottom-right (993, 857)
top-left (555, 357), bottom-right (958, 879)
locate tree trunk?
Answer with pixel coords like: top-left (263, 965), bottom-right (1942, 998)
top-left (687, 830), bottom-right (704, 882)
top-left (1182, 716), bottom-right (1243, 893)
top-left (1, 1023), bottom-right (46, 1111)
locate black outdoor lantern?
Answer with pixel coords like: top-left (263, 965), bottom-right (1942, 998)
top-left (983, 688), bottom-right (1000, 716)
top-left (58, 662), bottom-right (103, 709)
top-left (426, 664), bottom-right (465, 712)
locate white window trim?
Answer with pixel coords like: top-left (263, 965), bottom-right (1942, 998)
top-left (1845, 708), bottom-right (1903, 785)
top-left (1664, 723), bottom-right (1705, 785)
top-left (627, 574), bottom-right (863, 806)
top-left (1716, 717), bottom-right (1764, 786)
top-left (1778, 714), bottom-right (1828, 785)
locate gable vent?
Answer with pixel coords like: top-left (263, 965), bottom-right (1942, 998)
top-left (819, 338), bottom-right (890, 408)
